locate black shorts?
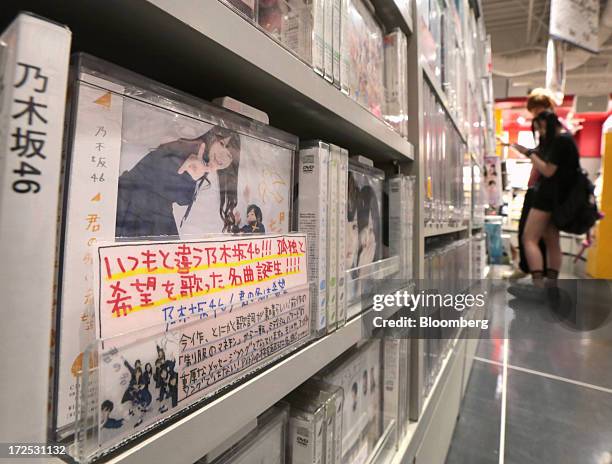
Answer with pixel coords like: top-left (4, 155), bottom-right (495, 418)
top-left (532, 182), bottom-right (556, 212)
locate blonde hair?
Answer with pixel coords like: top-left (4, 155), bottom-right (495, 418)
top-left (527, 88), bottom-right (556, 112)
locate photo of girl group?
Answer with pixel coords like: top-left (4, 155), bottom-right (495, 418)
top-left (99, 340), bottom-right (179, 443)
top-left (114, 97), bottom-right (293, 241)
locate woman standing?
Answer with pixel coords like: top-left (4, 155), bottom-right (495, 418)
top-left (511, 111), bottom-right (580, 291)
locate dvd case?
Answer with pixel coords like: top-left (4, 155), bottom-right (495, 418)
top-left (383, 29), bottom-right (408, 138)
top-left (383, 338), bottom-right (410, 446)
top-left (287, 395), bottom-right (327, 464)
top-left (326, 145), bottom-right (341, 332)
top-left (342, 0), bottom-right (385, 117)
top-left (258, 0), bottom-right (325, 74)
top-left (206, 404), bottom-right (289, 464)
top-left (55, 53), bottom-right (298, 432)
top-left (339, 0), bottom-right (351, 94)
top-left (297, 141), bottom-right (330, 336)
top-left (0, 13), bottom-right (71, 442)
top-left (297, 380), bottom-right (345, 464)
top-left (219, 0), bottom-right (259, 21)
top-left (289, 383), bottom-right (342, 464)
top-left (332, 0), bottom-right (342, 87)
top-left (346, 159), bottom-right (385, 311)
top-left (320, 340), bottom-right (382, 463)
top-left (336, 148), bottom-right (349, 328)
top-left (324, 0), bottom-right (334, 82)
top-left (387, 175), bottom-right (405, 280)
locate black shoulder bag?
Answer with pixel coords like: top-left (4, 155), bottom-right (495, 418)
top-left (552, 168), bottom-right (599, 235)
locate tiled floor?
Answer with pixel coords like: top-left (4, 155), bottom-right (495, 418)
top-left (445, 273), bottom-right (612, 464)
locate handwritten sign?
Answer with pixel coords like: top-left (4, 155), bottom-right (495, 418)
top-left (95, 234), bottom-right (307, 340)
top-left (97, 287), bottom-right (310, 449)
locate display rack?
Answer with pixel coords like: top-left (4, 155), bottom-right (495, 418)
top-left (2, 0), bottom-right (413, 164)
top-left (0, 0), bottom-right (492, 463)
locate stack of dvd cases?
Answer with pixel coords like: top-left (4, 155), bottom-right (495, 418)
top-left (285, 380), bottom-right (344, 464)
top-left (422, 82), bottom-right (468, 228)
top-left (319, 341), bottom-right (382, 464)
top-left (383, 29), bottom-right (409, 138)
top-left (297, 141), bottom-right (348, 336)
top-left (220, 0), bottom-right (400, 125)
top-left (422, 239), bottom-right (471, 397)
top-left (55, 54), bottom-right (307, 449)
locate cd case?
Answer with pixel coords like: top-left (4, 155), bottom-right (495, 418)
top-left (346, 159), bottom-right (400, 317)
top-left (55, 53), bottom-right (298, 433)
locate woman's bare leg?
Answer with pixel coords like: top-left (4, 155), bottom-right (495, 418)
top-left (523, 208), bottom-right (551, 287)
top-left (543, 222), bottom-right (561, 279)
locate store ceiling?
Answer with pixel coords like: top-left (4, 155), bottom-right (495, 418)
top-left (482, 0), bottom-right (612, 99)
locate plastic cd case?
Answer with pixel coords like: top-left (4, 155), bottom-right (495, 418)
top-left (258, 0), bottom-right (325, 75)
top-left (342, 0), bottom-right (385, 117)
top-left (207, 404), bottom-right (290, 464)
top-left (54, 53), bottom-right (297, 433)
top-left (297, 141), bottom-right (330, 336)
top-left (383, 29), bottom-right (408, 138)
top-left (346, 159), bottom-right (388, 314)
top-left (296, 380), bottom-right (345, 464)
top-left (286, 393), bottom-right (327, 464)
top-left (319, 340), bottom-right (382, 463)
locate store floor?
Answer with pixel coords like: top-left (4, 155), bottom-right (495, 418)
top-left (445, 270), bottom-right (612, 464)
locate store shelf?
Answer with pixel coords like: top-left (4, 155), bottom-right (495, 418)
top-left (390, 333), bottom-right (466, 464)
top-left (1, 0), bottom-right (414, 164)
top-left (371, 0), bottom-right (413, 36)
top-left (75, 304), bottom-right (398, 464)
top-left (422, 63), bottom-right (467, 144)
top-left (424, 224), bottom-right (469, 237)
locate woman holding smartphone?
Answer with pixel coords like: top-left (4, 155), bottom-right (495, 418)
top-left (510, 111), bottom-right (580, 292)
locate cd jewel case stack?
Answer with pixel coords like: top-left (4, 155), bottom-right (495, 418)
top-left (297, 141), bottom-right (348, 335)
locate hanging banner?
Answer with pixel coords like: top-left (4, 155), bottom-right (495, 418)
top-left (550, 0), bottom-right (599, 54)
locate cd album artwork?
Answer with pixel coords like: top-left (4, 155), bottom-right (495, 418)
top-left (346, 160), bottom-right (384, 306)
top-left (54, 54), bottom-right (297, 432)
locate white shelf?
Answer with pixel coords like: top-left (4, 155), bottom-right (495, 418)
top-left (424, 224), bottom-right (469, 237)
top-left (422, 64), bottom-right (467, 144)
